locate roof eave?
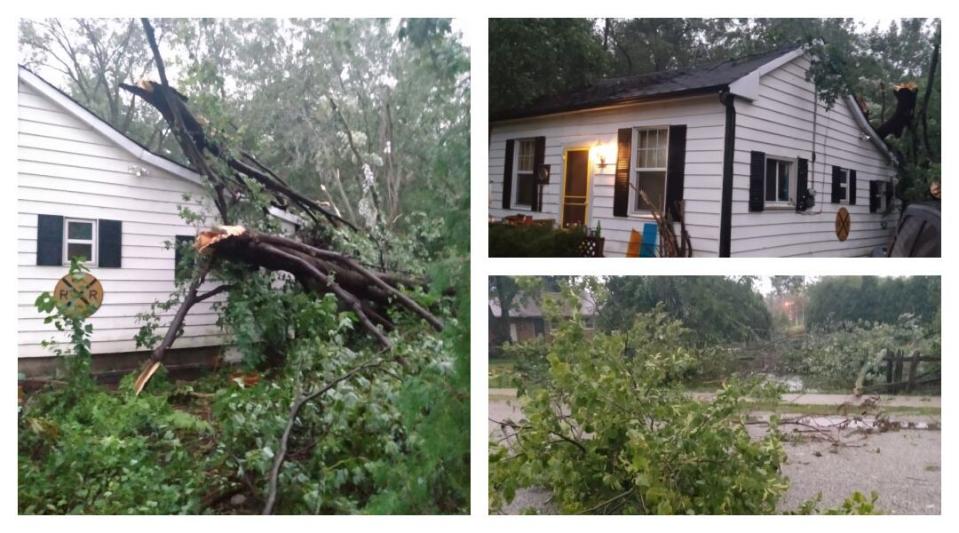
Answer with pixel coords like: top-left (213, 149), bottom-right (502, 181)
top-left (490, 85), bottom-right (726, 124)
top-left (18, 66), bottom-right (206, 187)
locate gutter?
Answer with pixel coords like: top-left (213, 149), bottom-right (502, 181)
top-left (844, 94), bottom-right (898, 166)
top-left (718, 89), bottom-right (736, 258)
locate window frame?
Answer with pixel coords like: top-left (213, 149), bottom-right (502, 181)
top-left (511, 138), bottom-right (537, 210)
top-left (62, 218), bottom-right (97, 266)
top-left (837, 168), bottom-right (850, 204)
top-left (629, 126), bottom-right (670, 215)
top-left (764, 155), bottom-right (797, 208)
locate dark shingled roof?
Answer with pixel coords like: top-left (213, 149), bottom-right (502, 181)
top-left (491, 46), bottom-right (802, 121)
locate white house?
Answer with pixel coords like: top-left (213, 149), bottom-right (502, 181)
top-left (489, 47), bottom-right (899, 257)
top-left (17, 66), bottom-right (297, 378)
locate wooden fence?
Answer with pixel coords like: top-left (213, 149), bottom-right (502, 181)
top-left (878, 350), bottom-right (941, 393)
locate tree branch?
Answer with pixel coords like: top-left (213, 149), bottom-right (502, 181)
top-left (262, 358), bottom-right (388, 514)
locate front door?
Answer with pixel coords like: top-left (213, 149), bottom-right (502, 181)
top-left (562, 150), bottom-right (589, 226)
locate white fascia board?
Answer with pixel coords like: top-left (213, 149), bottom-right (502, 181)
top-left (728, 48), bottom-right (806, 101)
top-left (18, 67), bottom-right (205, 187)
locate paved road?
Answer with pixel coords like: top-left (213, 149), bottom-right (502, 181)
top-left (490, 388), bottom-right (941, 408)
top-left (489, 393), bottom-right (940, 514)
top-left (777, 428), bottom-right (940, 514)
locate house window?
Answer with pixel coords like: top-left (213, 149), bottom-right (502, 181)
top-left (836, 168), bottom-right (849, 203)
top-left (765, 157), bottom-right (795, 205)
top-left (64, 218), bottom-right (96, 264)
top-left (512, 139), bottom-right (536, 208)
top-left (533, 318), bottom-right (545, 337)
top-left (508, 322), bottom-right (518, 342)
top-left (633, 127), bottom-right (669, 212)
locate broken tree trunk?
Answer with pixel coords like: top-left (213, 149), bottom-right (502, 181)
top-left (875, 83), bottom-right (918, 139)
top-left (129, 18), bottom-right (442, 394)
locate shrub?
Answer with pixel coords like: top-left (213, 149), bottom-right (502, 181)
top-left (18, 377), bottom-right (212, 514)
top-left (489, 310), bottom-right (788, 514)
top-left (489, 223), bottom-right (586, 257)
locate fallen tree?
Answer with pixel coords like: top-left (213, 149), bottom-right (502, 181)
top-left (21, 18), bottom-right (468, 516)
top-left (124, 19), bottom-right (442, 396)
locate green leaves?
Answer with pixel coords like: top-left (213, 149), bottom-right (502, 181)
top-left (490, 309), bottom-right (788, 515)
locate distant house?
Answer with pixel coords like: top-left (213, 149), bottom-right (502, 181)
top-left (17, 67), bottom-right (297, 378)
top-left (489, 292), bottom-right (597, 344)
top-left (489, 46), bottom-right (899, 257)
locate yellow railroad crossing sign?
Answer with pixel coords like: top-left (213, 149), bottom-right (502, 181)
top-left (53, 272), bottom-right (103, 319)
top-left (835, 207), bottom-right (851, 242)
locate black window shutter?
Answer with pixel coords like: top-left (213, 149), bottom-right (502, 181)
top-left (831, 166), bottom-right (842, 203)
top-left (869, 180), bottom-right (880, 213)
top-left (531, 136), bottom-right (546, 212)
top-left (748, 151), bottom-right (765, 212)
top-left (795, 157), bottom-right (809, 212)
top-left (613, 128), bottom-right (632, 217)
top-left (664, 125), bottom-right (687, 220)
top-left (98, 219), bottom-right (122, 268)
top-left (36, 214), bottom-right (64, 266)
top-left (501, 139), bottom-right (514, 210)
top-left (848, 169), bottom-right (857, 205)
top-left (174, 235), bottom-right (194, 282)
top-left (884, 181), bottom-right (894, 207)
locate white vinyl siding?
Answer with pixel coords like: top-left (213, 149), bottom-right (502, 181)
top-left (18, 79), bottom-right (225, 357)
top-left (490, 94), bottom-right (727, 257)
top-left (732, 55), bottom-right (897, 256)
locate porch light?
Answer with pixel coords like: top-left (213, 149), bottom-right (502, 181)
top-left (592, 142), bottom-right (617, 171)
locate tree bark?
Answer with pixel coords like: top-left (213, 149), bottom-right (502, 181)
top-left (920, 25), bottom-right (940, 164)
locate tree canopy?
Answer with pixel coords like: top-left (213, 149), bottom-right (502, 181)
top-left (805, 276), bottom-right (940, 329)
top-left (598, 276), bottom-right (771, 344)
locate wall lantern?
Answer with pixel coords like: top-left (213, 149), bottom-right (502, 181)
top-left (592, 143), bottom-right (617, 171)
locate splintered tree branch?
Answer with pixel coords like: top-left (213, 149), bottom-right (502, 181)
top-left (133, 258), bottom-right (212, 395)
top-left (140, 18), bottom-right (232, 223)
